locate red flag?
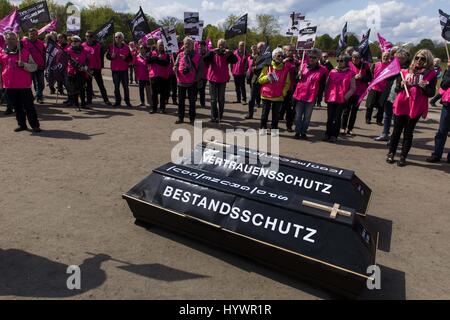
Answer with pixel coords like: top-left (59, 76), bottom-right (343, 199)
top-left (358, 57), bottom-right (401, 105)
top-left (38, 19), bottom-right (57, 35)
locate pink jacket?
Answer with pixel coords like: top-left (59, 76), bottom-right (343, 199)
top-left (324, 69), bottom-right (355, 104)
top-left (349, 61), bottom-right (370, 96)
top-left (393, 69), bottom-right (437, 119)
top-left (82, 42), bottom-right (102, 70)
top-left (371, 62), bottom-right (389, 92)
top-left (231, 50), bottom-right (248, 76)
top-left (293, 65), bottom-right (327, 103)
top-left (65, 46), bottom-right (89, 77)
top-left (108, 44), bottom-right (131, 71)
top-left (21, 38), bottom-right (45, 69)
top-left (176, 51), bottom-right (201, 85)
top-left (207, 53), bottom-right (232, 83)
top-left (135, 54), bottom-right (149, 81)
top-left (0, 49), bottom-right (33, 88)
top-left (148, 51), bottom-right (170, 79)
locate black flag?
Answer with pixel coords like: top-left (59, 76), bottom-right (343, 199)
top-left (225, 14), bottom-right (248, 39)
top-left (337, 22), bottom-right (348, 54)
top-left (17, 0), bottom-right (51, 32)
top-left (94, 19), bottom-right (114, 42)
top-left (439, 9), bottom-right (450, 41)
top-left (128, 6), bottom-right (151, 42)
top-left (358, 29), bottom-right (372, 63)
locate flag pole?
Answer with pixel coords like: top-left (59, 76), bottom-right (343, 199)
top-left (399, 71), bottom-right (410, 98)
top-left (444, 42), bottom-right (450, 61)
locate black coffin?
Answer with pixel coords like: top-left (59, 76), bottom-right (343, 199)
top-left (123, 143), bottom-right (378, 298)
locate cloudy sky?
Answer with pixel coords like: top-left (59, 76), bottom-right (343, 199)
top-left (36, 0), bottom-right (450, 43)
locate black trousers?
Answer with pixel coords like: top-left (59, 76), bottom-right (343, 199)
top-left (233, 75), bottom-right (247, 102)
top-left (168, 74), bottom-right (178, 103)
top-left (138, 80), bottom-right (151, 105)
top-left (198, 79), bottom-right (208, 107)
top-left (178, 85), bottom-right (197, 122)
top-left (279, 90), bottom-right (294, 128)
top-left (260, 99), bottom-right (281, 129)
top-left (86, 69), bottom-right (109, 104)
top-left (210, 82), bottom-right (226, 120)
top-left (151, 77), bottom-right (169, 112)
top-left (365, 89), bottom-right (384, 123)
top-left (129, 65), bottom-right (135, 84)
top-left (68, 74), bottom-right (87, 107)
top-left (342, 95), bottom-right (361, 131)
top-left (326, 103), bottom-right (346, 138)
top-left (430, 93), bottom-right (442, 105)
top-left (112, 71), bottom-right (130, 104)
top-left (248, 82), bottom-right (261, 118)
top-left (7, 88), bottom-right (40, 129)
top-left (388, 115), bottom-right (421, 158)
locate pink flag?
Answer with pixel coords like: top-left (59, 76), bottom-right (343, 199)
top-left (141, 28), bottom-right (162, 44)
top-left (377, 33), bottom-right (393, 53)
top-left (38, 19), bottom-right (57, 35)
top-left (358, 57), bottom-right (401, 105)
top-left (0, 10), bottom-right (21, 34)
top-left (206, 38), bottom-right (213, 51)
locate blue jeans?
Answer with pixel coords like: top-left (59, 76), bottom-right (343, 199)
top-left (432, 104), bottom-right (450, 160)
top-left (382, 101), bottom-right (394, 136)
top-left (295, 100), bottom-right (315, 135)
top-left (32, 70), bottom-right (45, 101)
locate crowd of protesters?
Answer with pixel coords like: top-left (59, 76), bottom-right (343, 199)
top-left (0, 28), bottom-right (449, 167)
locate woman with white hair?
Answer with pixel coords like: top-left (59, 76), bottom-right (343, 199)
top-left (203, 38), bottom-right (238, 122)
top-left (0, 31), bottom-right (40, 132)
top-left (387, 49), bottom-right (438, 167)
top-left (257, 47), bottom-right (291, 136)
top-left (106, 32), bottom-right (133, 107)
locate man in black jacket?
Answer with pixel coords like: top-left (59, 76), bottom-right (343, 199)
top-left (427, 62), bottom-right (450, 164)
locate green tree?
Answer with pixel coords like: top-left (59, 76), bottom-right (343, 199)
top-left (255, 14), bottom-right (280, 43)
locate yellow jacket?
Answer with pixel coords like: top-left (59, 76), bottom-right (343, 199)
top-left (258, 60), bottom-right (291, 102)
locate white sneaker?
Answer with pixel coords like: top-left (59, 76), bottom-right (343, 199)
top-left (271, 129), bottom-right (279, 137)
top-left (259, 129), bottom-right (267, 136)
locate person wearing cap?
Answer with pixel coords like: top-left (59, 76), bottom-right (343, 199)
top-left (82, 30), bottom-right (111, 106)
top-left (65, 35), bottom-right (90, 110)
top-left (106, 32), bottom-right (133, 107)
top-left (257, 47), bottom-right (291, 136)
top-left (21, 28), bottom-right (46, 104)
top-left (0, 31), bottom-right (41, 132)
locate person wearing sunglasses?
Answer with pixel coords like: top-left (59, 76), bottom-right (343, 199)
top-left (292, 48), bottom-right (328, 139)
top-left (323, 54), bottom-right (356, 143)
top-left (342, 51), bottom-right (373, 135)
top-left (106, 32), bottom-right (133, 107)
top-left (82, 31), bottom-right (112, 106)
top-left (365, 51), bottom-right (391, 125)
top-left (65, 35), bottom-right (90, 110)
top-left (258, 47), bottom-right (291, 137)
top-left (387, 49), bottom-right (437, 167)
top-left (427, 61), bottom-right (450, 164)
